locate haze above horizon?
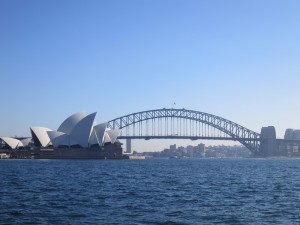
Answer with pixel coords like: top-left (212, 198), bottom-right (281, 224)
top-left (1, 0), bottom-right (300, 151)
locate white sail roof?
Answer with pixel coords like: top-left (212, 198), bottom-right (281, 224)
top-left (70, 112), bottom-right (97, 148)
top-left (58, 111), bottom-right (86, 135)
top-left (106, 129), bottom-right (121, 144)
top-left (47, 131), bottom-right (78, 147)
top-left (0, 137), bottom-right (23, 149)
top-left (20, 138), bottom-right (32, 146)
top-left (89, 122), bottom-right (108, 146)
top-left (30, 126), bottom-right (52, 147)
top-left (103, 132), bottom-right (112, 143)
top-left (28, 111), bottom-right (115, 149)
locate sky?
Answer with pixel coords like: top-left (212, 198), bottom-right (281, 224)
top-left (1, 0), bottom-right (300, 151)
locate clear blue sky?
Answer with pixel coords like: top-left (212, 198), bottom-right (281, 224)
top-left (1, 0), bottom-right (300, 151)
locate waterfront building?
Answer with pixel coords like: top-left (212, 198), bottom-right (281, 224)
top-left (1, 111), bottom-right (121, 151)
top-left (187, 145), bottom-right (193, 157)
top-left (170, 144), bottom-right (176, 151)
top-left (30, 111), bottom-right (120, 149)
top-left (284, 129), bottom-right (300, 140)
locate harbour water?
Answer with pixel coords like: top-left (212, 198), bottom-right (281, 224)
top-left (1, 158), bottom-right (300, 224)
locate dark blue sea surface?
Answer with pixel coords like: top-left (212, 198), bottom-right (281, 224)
top-left (1, 158), bottom-right (300, 224)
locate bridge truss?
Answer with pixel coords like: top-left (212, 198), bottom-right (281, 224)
top-left (107, 108), bottom-right (261, 153)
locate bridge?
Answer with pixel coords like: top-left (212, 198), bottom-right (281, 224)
top-left (107, 108), bottom-right (262, 154)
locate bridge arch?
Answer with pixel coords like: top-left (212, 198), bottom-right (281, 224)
top-left (107, 108), bottom-right (260, 153)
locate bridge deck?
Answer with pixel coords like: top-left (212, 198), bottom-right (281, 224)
top-left (118, 136), bottom-right (261, 141)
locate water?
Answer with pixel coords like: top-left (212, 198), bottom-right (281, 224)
top-left (1, 158), bottom-right (300, 224)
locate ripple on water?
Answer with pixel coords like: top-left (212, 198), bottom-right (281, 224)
top-left (1, 158), bottom-right (300, 224)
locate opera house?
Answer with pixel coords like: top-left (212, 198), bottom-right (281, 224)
top-left (0, 112), bottom-right (128, 159)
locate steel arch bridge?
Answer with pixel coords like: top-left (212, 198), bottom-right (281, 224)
top-left (107, 108), bottom-right (261, 153)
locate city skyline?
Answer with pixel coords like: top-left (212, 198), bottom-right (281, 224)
top-left (1, 0), bottom-right (300, 151)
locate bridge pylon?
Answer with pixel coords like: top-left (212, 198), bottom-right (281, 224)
top-left (125, 138), bottom-right (132, 154)
top-left (258, 126), bottom-right (277, 156)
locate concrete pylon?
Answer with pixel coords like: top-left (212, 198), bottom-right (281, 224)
top-left (126, 138), bottom-right (132, 154)
top-left (259, 126), bottom-right (278, 156)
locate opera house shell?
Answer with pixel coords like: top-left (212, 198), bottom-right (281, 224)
top-left (0, 111), bottom-right (126, 159)
top-left (0, 137), bottom-right (31, 150)
top-left (30, 111), bottom-right (121, 149)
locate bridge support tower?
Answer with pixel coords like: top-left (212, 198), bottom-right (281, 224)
top-left (125, 138), bottom-right (132, 154)
top-left (259, 126), bottom-right (278, 156)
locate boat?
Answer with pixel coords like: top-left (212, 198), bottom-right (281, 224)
top-left (128, 155), bottom-right (145, 160)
